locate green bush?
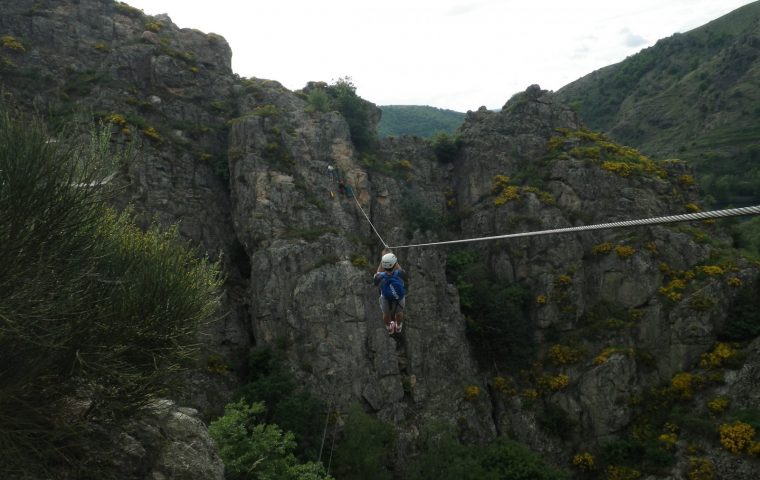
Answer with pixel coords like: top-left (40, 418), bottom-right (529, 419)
top-left (446, 249), bottom-right (534, 369)
top-left (720, 275), bottom-right (760, 340)
top-left (400, 193), bottom-right (442, 235)
top-left (407, 424), bottom-right (569, 480)
top-left (332, 404), bottom-right (395, 480)
top-left (208, 399), bottom-right (332, 480)
top-left (430, 132), bottom-right (462, 163)
top-left (537, 402), bottom-right (577, 440)
top-left (600, 437), bottom-right (674, 472)
top-left (0, 110), bottom-right (222, 477)
top-left (307, 88), bottom-right (331, 113)
top-left (238, 349), bottom-right (326, 461)
top-left (324, 77), bottom-right (377, 154)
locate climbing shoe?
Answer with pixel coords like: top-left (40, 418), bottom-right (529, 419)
top-left (395, 321), bottom-right (403, 333)
top-left (387, 321), bottom-right (396, 334)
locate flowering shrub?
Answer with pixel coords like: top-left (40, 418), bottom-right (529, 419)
top-left (548, 128), bottom-right (666, 178)
top-left (601, 161), bottom-right (635, 177)
top-left (658, 432), bottom-right (677, 450)
top-left (397, 159), bottom-right (413, 170)
top-left (593, 347), bottom-right (633, 365)
top-left (727, 277), bottom-right (742, 287)
top-left (536, 294), bottom-right (547, 305)
top-left (707, 395), bottom-right (730, 414)
top-left (688, 294), bottom-right (714, 311)
top-left (145, 21), bottom-right (162, 32)
top-left (699, 343), bottom-right (736, 369)
top-left (549, 344), bottom-right (584, 365)
top-left (659, 278), bottom-right (687, 302)
top-left (606, 465), bottom-right (641, 480)
top-left (671, 372), bottom-right (701, 400)
top-left (490, 175), bottom-right (553, 206)
top-left (556, 274), bottom-right (572, 286)
top-left (492, 376), bottom-right (513, 394)
top-left (465, 385), bottom-right (481, 401)
top-left (492, 178), bottom-right (520, 205)
top-left (546, 374), bottom-right (570, 390)
top-left (1, 35), bottom-right (25, 52)
top-left (687, 457), bottom-right (715, 480)
top-left (679, 174), bottom-right (696, 186)
top-left (592, 242), bottom-right (614, 255)
top-left (116, 2), bottom-right (143, 16)
top-left (350, 254), bottom-right (368, 267)
top-left (749, 441), bottom-right (760, 456)
top-left (685, 203), bottom-right (702, 213)
top-left (106, 113), bottom-right (127, 126)
top-left (572, 452), bottom-right (595, 471)
top-left (522, 388), bottom-right (539, 401)
top-left (615, 245), bottom-right (636, 258)
top-left (719, 421), bottom-right (755, 454)
top-left (592, 242), bottom-right (635, 258)
top-left (142, 126), bottom-right (162, 143)
top-left (700, 265), bottom-right (725, 277)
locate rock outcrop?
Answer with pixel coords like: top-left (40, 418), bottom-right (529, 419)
top-left (2, 2), bottom-right (759, 479)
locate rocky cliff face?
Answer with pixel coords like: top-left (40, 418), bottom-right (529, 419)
top-left (2, 2), bottom-right (760, 479)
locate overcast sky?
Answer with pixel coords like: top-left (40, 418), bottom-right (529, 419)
top-left (125, 0), bottom-right (755, 112)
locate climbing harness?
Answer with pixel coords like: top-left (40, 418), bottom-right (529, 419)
top-left (350, 202), bottom-right (760, 250)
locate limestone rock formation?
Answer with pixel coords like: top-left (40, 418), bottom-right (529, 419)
top-left (2, 2), bottom-right (759, 478)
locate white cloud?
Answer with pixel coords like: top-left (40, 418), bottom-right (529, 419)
top-left (621, 28), bottom-right (648, 48)
top-left (123, 0), bottom-right (756, 111)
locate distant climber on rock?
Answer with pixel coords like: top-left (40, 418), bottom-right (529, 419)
top-left (373, 251), bottom-right (408, 335)
top-left (327, 164), bottom-right (337, 197)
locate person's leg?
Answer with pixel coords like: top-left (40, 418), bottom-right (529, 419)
top-left (379, 296), bottom-right (394, 332)
top-left (394, 298), bottom-right (405, 332)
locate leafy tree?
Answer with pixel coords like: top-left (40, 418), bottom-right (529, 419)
top-left (332, 404), bottom-right (395, 480)
top-left (720, 274), bottom-right (760, 340)
top-left (430, 132), bottom-right (462, 162)
top-left (324, 77), bottom-right (377, 153)
top-left (209, 400), bottom-right (332, 480)
top-left (406, 423), bottom-right (569, 480)
top-left (238, 348), bottom-right (326, 461)
top-left (405, 423), bottom-right (493, 480)
top-left (0, 108), bottom-right (222, 477)
top-left (307, 88), bottom-right (331, 113)
top-left (445, 249), bottom-right (534, 370)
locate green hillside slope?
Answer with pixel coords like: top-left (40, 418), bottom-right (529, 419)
top-left (378, 105), bottom-right (465, 137)
top-left (554, 1), bottom-right (760, 207)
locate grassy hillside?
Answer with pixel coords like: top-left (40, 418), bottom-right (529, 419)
top-left (378, 105), bottom-right (465, 138)
top-left (554, 1), bottom-right (760, 208)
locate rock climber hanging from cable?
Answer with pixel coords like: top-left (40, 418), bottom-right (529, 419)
top-left (373, 250), bottom-right (408, 335)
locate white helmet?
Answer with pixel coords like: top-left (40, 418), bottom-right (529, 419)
top-left (381, 252), bottom-right (397, 269)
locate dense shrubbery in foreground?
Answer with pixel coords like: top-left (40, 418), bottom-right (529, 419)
top-left (212, 349), bottom-right (568, 479)
top-left (0, 109), bottom-right (222, 477)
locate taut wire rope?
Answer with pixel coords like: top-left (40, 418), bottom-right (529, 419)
top-left (348, 201), bottom-right (760, 250)
top-left (351, 191), bottom-right (389, 248)
top-left (388, 205), bottom-right (760, 249)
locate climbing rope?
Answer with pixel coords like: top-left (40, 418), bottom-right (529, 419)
top-left (351, 192), bottom-right (390, 249)
top-left (385, 205), bottom-right (760, 249)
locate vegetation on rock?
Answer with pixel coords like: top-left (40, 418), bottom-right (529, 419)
top-left (0, 110), bottom-right (222, 477)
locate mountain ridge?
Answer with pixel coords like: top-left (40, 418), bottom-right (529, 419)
top-left (1, 1), bottom-right (760, 479)
top-left (554, 0), bottom-right (760, 208)
top-left (378, 104), bottom-right (465, 137)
